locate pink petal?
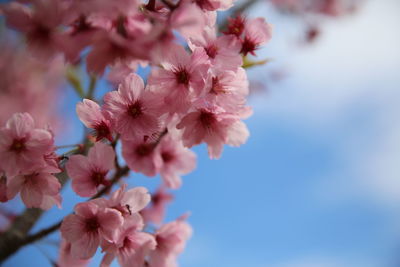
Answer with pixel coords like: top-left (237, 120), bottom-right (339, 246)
top-left (121, 187), bottom-right (151, 214)
top-left (70, 232), bottom-right (100, 259)
top-left (60, 214), bottom-right (86, 243)
top-left (88, 142), bottom-right (115, 171)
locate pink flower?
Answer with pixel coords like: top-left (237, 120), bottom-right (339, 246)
top-left (121, 138), bottom-right (162, 177)
top-left (169, 1), bottom-right (206, 40)
top-left (204, 67), bottom-right (251, 115)
top-left (176, 105), bottom-right (249, 159)
top-left (148, 45), bottom-right (210, 114)
top-left (76, 99), bottom-right (113, 142)
top-left (103, 73), bottom-right (163, 140)
top-left (149, 217), bottom-right (192, 267)
top-left (60, 201), bottom-right (124, 259)
top-left (104, 184), bottom-right (151, 218)
top-left (0, 113), bottom-right (54, 177)
top-left (141, 187), bottom-right (174, 225)
top-left (224, 15), bottom-right (246, 37)
top-left (107, 60), bottom-right (148, 86)
top-left (2, 0), bottom-right (65, 59)
top-left (6, 166), bottom-right (62, 210)
top-left (60, 16), bottom-right (99, 63)
top-left (101, 215), bottom-right (156, 267)
top-left (189, 26), bottom-right (242, 70)
top-left (58, 239), bottom-right (90, 267)
top-left (156, 135), bottom-right (196, 189)
top-left (66, 142), bottom-right (115, 197)
top-left (241, 18), bottom-right (272, 56)
top-left (86, 22), bottom-right (151, 75)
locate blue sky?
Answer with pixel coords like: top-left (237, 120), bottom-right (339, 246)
top-left (3, 0), bottom-right (400, 266)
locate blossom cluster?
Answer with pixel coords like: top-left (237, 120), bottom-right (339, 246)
top-left (60, 185), bottom-right (191, 267)
top-left (270, 0), bottom-right (360, 42)
top-left (0, 113), bottom-right (61, 209)
top-left (0, 41), bottom-right (64, 127)
top-left (271, 0), bottom-right (359, 17)
top-left (0, 0), bottom-right (272, 265)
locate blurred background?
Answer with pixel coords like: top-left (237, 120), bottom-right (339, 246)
top-left (2, 0), bottom-right (400, 266)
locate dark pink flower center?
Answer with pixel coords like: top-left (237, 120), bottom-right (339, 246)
top-left (91, 171), bottom-right (107, 186)
top-left (241, 37), bottom-right (257, 56)
top-left (72, 15), bottom-right (93, 35)
top-left (135, 144), bottom-right (153, 157)
top-left (174, 67), bottom-right (190, 85)
top-left (199, 110), bottom-right (216, 128)
top-left (161, 151), bottom-right (174, 163)
top-left (94, 121), bottom-right (112, 141)
top-left (226, 16), bottom-right (246, 37)
top-left (85, 216), bottom-right (100, 233)
top-left (123, 236), bottom-right (133, 248)
top-left (127, 101), bottom-right (143, 118)
top-left (205, 44), bottom-right (218, 59)
top-left (31, 24), bottom-right (51, 41)
top-left (9, 139), bottom-right (26, 153)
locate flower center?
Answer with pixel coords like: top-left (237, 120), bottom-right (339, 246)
top-left (240, 37), bottom-right (257, 56)
top-left (199, 110), bottom-right (216, 128)
top-left (174, 67), bottom-right (190, 85)
top-left (135, 144), bottom-right (153, 157)
top-left (205, 44), bottom-right (218, 59)
top-left (91, 171), bottom-right (107, 186)
top-left (94, 121), bottom-right (111, 141)
top-left (161, 151), bottom-right (174, 163)
top-left (10, 139), bottom-right (26, 153)
top-left (226, 16), bottom-right (245, 37)
top-left (128, 101), bottom-right (143, 118)
top-left (85, 217), bottom-right (100, 233)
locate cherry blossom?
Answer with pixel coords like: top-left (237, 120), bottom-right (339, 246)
top-left (101, 215), bottom-right (156, 267)
top-left (122, 138), bottom-right (162, 176)
top-left (240, 17), bottom-right (272, 56)
top-left (101, 184), bottom-right (151, 218)
top-left (57, 239), bottom-right (90, 267)
top-left (177, 105), bottom-right (249, 159)
top-left (60, 201), bottom-right (124, 259)
top-left (66, 142), bottom-right (115, 197)
top-left (156, 135), bottom-right (197, 189)
top-left (189, 26), bottom-right (242, 70)
top-left (0, 0), bottom-right (279, 263)
top-left (149, 217), bottom-right (193, 267)
top-left (0, 113), bottom-right (55, 177)
top-left (104, 73), bottom-right (164, 140)
top-left (148, 45), bottom-right (210, 115)
top-left (141, 188), bottom-right (174, 225)
top-left (6, 166), bottom-right (61, 210)
top-left (2, 0), bottom-right (65, 59)
top-left (76, 99), bottom-right (113, 142)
